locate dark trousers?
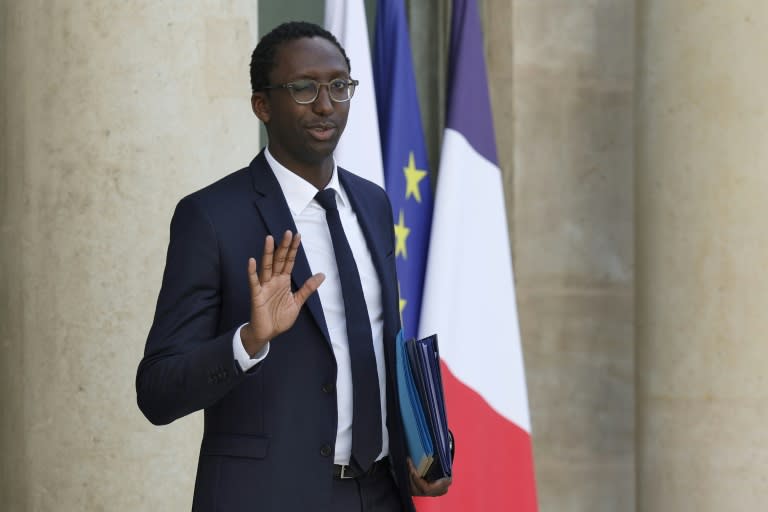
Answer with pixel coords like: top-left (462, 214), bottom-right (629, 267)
top-left (330, 467), bottom-right (404, 512)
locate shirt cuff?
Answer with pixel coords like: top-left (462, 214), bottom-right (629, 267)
top-left (233, 323), bottom-right (270, 372)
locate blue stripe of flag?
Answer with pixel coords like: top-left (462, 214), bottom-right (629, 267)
top-left (446, 0), bottom-right (499, 166)
top-left (373, 0), bottom-right (433, 340)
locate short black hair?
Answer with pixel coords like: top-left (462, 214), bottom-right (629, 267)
top-left (250, 21), bottom-right (351, 93)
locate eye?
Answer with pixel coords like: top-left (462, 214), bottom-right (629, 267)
top-left (330, 79), bottom-right (348, 90)
top-left (290, 80), bottom-right (316, 93)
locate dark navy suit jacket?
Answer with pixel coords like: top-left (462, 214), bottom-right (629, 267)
top-left (136, 151), bottom-right (414, 511)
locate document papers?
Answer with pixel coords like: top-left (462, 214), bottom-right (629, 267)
top-left (395, 331), bottom-right (453, 481)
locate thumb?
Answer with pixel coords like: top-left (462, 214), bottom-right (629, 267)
top-left (293, 273), bottom-right (325, 306)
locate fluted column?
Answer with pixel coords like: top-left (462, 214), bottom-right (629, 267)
top-left (636, 2), bottom-right (768, 510)
top-left (0, 2), bottom-right (258, 509)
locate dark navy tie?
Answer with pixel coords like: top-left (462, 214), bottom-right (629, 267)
top-left (315, 188), bottom-right (382, 471)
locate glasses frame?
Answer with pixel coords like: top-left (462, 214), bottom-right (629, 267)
top-left (261, 78), bottom-right (359, 105)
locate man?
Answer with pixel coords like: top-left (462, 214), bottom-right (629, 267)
top-left (136, 21), bottom-right (451, 511)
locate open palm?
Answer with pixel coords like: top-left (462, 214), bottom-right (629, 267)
top-left (241, 231), bottom-right (324, 355)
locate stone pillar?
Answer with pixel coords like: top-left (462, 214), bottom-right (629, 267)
top-left (0, 2), bottom-right (258, 509)
top-left (636, 2), bottom-right (768, 510)
top-left (487, 1), bottom-right (636, 510)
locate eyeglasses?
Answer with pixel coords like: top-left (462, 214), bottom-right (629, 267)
top-left (262, 78), bottom-right (359, 104)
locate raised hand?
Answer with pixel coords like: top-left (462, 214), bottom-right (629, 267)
top-left (240, 231), bottom-right (325, 356)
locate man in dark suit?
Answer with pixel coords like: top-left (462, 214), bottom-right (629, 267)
top-left (136, 21), bottom-right (451, 511)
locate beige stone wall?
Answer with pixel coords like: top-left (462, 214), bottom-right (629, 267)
top-left (0, 2), bottom-right (258, 509)
top-left (636, 2), bottom-right (768, 510)
top-left (484, 1), bottom-right (636, 510)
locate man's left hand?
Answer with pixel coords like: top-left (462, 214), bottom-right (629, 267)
top-left (407, 459), bottom-right (452, 497)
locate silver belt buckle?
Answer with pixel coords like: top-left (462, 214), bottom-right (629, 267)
top-left (338, 464), bottom-right (354, 479)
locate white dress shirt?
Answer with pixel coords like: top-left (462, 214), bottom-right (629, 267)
top-left (231, 147), bottom-right (389, 465)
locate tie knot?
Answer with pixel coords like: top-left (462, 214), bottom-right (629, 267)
top-left (315, 188), bottom-right (338, 211)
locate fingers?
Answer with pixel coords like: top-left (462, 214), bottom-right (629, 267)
top-left (259, 235), bottom-right (275, 282)
top-left (425, 477), bottom-right (451, 497)
top-left (411, 475), bottom-right (451, 497)
top-left (254, 231), bottom-right (312, 299)
top-left (407, 458), bottom-right (426, 496)
top-left (264, 230), bottom-right (299, 278)
top-left (407, 459), bottom-right (421, 496)
top-left (293, 273), bottom-right (325, 307)
top-left (253, 231), bottom-right (305, 286)
top-left (247, 257), bottom-right (261, 295)
top-left (282, 232), bottom-right (301, 276)
top-left (271, 230), bottom-right (294, 275)
top-left (408, 458), bottom-right (452, 497)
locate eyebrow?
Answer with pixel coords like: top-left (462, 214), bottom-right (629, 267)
top-left (285, 72), bottom-right (351, 82)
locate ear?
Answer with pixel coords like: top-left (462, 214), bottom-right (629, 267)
top-left (251, 92), bottom-right (271, 123)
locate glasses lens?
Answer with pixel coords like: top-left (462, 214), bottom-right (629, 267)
top-left (290, 80), bottom-right (318, 103)
top-left (329, 79), bottom-right (353, 102)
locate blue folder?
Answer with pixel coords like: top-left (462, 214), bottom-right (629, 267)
top-left (395, 331), bottom-right (452, 480)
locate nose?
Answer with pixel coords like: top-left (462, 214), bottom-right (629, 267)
top-left (312, 85), bottom-right (334, 115)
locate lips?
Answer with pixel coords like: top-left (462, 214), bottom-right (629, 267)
top-left (306, 122), bottom-right (337, 142)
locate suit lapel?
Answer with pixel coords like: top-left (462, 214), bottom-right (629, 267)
top-left (248, 152), bottom-right (331, 346)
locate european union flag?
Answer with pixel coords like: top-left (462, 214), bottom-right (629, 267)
top-left (373, 0), bottom-right (433, 341)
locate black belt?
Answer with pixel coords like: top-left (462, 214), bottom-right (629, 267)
top-left (333, 457), bottom-right (390, 480)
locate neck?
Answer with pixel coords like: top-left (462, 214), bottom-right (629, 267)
top-left (267, 147), bottom-right (334, 190)
top-left (292, 160), bottom-right (333, 190)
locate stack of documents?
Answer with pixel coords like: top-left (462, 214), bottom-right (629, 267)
top-left (395, 331), bottom-right (452, 481)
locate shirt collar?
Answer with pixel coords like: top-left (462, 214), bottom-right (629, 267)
top-left (264, 146), bottom-right (348, 215)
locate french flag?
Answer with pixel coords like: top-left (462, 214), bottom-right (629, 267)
top-left (417, 0), bottom-right (538, 509)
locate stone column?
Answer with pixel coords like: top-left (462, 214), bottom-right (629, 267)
top-left (498, 1), bottom-right (636, 510)
top-left (636, 2), bottom-right (768, 510)
top-left (0, 2), bottom-right (258, 509)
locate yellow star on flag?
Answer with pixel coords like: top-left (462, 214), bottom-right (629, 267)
top-left (403, 151), bottom-right (428, 203)
top-left (397, 281), bottom-right (407, 318)
top-left (394, 209), bottom-right (410, 259)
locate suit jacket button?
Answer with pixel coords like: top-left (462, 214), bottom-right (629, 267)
top-left (321, 383), bottom-right (334, 394)
top-left (320, 444), bottom-right (332, 457)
